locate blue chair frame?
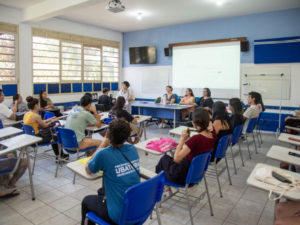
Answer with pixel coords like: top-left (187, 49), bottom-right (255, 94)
top-left (0, 119), bottom-right (3, 129)
top-left (206, 134), bottom-right (232, 198)
top-left (22, 123), bottom-right (57, 175)
top-left (255, 112), bottom-right (263, 147)
top-left (245, 117), bottom-right (258, 159)
top-left (56, 127), bottom-right (97, 183)
top-left (162, 151), bottom-right (213, 225)
top-left (44, 111), bottom-right (55, 120)
top-left (229, 124), bottom-right (245, 174)
top-left (85, 172), bottom-right (165, 225)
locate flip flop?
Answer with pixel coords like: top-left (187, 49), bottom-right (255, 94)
top-left (0, 188), bottom-right (20, 198)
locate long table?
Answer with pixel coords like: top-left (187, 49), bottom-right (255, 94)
top-left (0, 134), bottom-right (42, 200)
top-left (131, 101), bottom-right (192, 128)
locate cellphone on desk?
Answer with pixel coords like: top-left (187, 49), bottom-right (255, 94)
top-left (271, 171), bottom-right (292, 184)
top-left (288, 151), bottom-right (300, 158)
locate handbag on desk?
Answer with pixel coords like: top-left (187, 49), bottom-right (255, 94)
top-left (255, 167), bottom-right (300, 201)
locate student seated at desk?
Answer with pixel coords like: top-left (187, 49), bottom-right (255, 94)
top-left (197, 88), bottom-right (214, 110)
top-left (82, 119), bottom-right (140, 225)
top-left (179, 88), bottom-right (196, 120)
top-left (24, 96), bottom-right (69, 159)
top-left (111, 96), bottom-right (142, 144)
top-left (156, 108), bottom-right (216, 185)
top-left (210, 101), bottom-right (232, 162)
top-left (9, 94), bottom-right (28, 112)
top-left (98, 88), bottom-right (114, 111)
top-left (65, 95), bottom-right (102, 156)
top-left (159, 85), bottom-right (176, 128)
top-left (0, 153), bottom-right (28, 197)
top-left (275, 201), bottom-right (300, 225)
top-left (0, 89), bottom-right (16, 123)
top-left (229, 98), bottom-right (245, 128)
top-left (39, 90), bottom-right (54, 110)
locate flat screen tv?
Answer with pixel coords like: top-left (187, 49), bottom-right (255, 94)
top-left (129, 46), bottom-right (156, 64)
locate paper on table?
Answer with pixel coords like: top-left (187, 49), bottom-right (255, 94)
top-left (78, 157), bottom-right (103, 174)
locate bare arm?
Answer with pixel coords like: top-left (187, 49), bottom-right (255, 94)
top-left (174, 129), bottom-right (191, 163)
top-left (89, 106), bottom-right (102, 127)
top-left (11, 100), bottom-right (18, 113)
top-left (213, 120), bottom-right (222, 135)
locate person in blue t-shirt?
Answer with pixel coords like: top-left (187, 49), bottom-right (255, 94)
top-left (81, 119), bottom-right (140, 225)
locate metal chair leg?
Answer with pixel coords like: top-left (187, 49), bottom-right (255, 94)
top-left (252, 133), bottom-right (258, 154)
top-left (238, 140), bottom-right (245, 167)
top-left (225, 156), bottom-right (232, 185)
top-left (256, 130), bottom-right (261, 148)
top-left (31, 145), bottom-right (38, 175)
top-left (155, 203), bottom-right (162, 225)
top-left (84, 217), bottom-right (88, 225)
top-left (204, 175), bottom-right (214, 216)
top-left (230, 145), bottom-right (237, 175)
top-left (185, 186), bottom-right (194, 225)
top-left (214, 163), bottom-right (222, 198)
top-left (245, 135), bottom-right (252, 160)
top-left (73, 151), bottom-right (79, 184)
top-left (259, 129), bottom-right (263, 144)
top-left (55, 144), bottom-right (61, 177)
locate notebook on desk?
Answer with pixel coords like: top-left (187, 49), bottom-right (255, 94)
top-left (78, 157), bottom-right (103, 174)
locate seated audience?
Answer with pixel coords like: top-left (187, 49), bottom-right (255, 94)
top-left (0, 89), bottom-right (16, 123)
top-left (229, 98), bottom-right (245, 128)
top-left (10, 94), bottom-right (28, 112)
top-left (274, 201), bottom-right (300, 225)
top-left (24, 96), bottom-right (69, 159)
top-left (98, 88), bottom-right (114, 111)
top-left (243, 91), bottom-right (263, 131)
top-left (156, 108), bottom-right (216, 185)
top-left (179, 88), bottom-right (196, 120)
top-left (197, 88), bottom-right (214, 110)
top-left (256, 92), bottom-right (266, 112)
top-left (82, 119), bottom-right (140, 225)
top-left (65, 95), bottom-right (102, 156)
top-left (210, 101), bottom-right (232, 162)
top-left (0, 153), bottom-right (28, 197)
top-left (159, 85), bottom-right (176, 128)
top-left (111, 96), bottom-right (142, 144)
top-left (39, 90), bottom-right (54, 110)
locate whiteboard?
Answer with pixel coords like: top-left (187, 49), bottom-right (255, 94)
top-left (241, 66), bottom-right (291, 100)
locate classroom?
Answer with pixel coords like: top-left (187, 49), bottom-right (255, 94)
top-left (0, 0), bottom-right (300, 225)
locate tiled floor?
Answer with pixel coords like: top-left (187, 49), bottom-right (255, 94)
top-left (0, 124), bottom-right (288, 225)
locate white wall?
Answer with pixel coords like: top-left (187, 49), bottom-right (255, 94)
top-left (123, 63), bottom-right (300, 107)
top-left (0, 5), bottom-right (122, 106)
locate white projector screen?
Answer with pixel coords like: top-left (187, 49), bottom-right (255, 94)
top-left (172, 41), bottom-right (241, 98)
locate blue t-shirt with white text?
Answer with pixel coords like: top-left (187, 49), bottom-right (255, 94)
top-left (88, 144), bottom-right (140, 224)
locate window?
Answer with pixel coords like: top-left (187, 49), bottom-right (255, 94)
top-left (32, 36), bottom-right (60, 83)
top-left (102, 46), bottom-right (119, 82)
top-left (0, 33), bottom-right (16, 82)
top-left (32, 28), bottom-right (120, 88)
top-left (84, 46), bottom-right (101, 81)
top-left (62, 42), bottom-right (82, 81)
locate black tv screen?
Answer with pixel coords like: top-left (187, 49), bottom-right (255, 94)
top-left (129, 46), bottom-right (156, 64)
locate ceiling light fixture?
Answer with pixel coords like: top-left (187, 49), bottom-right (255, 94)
top-left (137, 12), bottom-right (143, 20)
top-left (216, 0), bottom-right (224, 6)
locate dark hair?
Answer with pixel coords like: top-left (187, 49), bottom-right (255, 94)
top-left (26, 96), bottom-right (39, 110)
top-left (84, 93), bottom-right (93, 100)
top-left (39, 90), bottom-right (47, 108)
top-left (0, 89), bottom-right (2, 95)
top-left (107, 119), bottom-right (131, 147)
top-left (212, 101), bottom-right (231, 127)
top-left (166, 85), bottom-right (173, 91)
top-left (80, 95), bottom-right (92, 107)
top-left (192, 108), bottom-right (210, 132)
top-left (123, 81), bottom-right (130, 88)
top-left (13, 94), bottom-right (20, 102)
top-left (103, 88), bottom-right (109, 94)
top-left (229, 98), bottom-right (243, 115)
top-left (186, 88), bottom-right (194, 97)
top-left (112, 96), bottom-right (126, 115)
top-left (248, 91), bottom-right (265, 111)
top-left (204, 88), bottom-right (211, 97)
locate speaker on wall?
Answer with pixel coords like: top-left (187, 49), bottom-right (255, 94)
top-left (164, 47), bottom-right (172, 56)
top-left (241, 40), bottom-right (249, 52)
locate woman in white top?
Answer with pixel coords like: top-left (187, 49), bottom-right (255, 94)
top-left (117, 81), bottom-right (135, 112)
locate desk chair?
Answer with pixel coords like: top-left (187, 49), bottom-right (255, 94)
top-left (162, 152), bottom-right (213, 225)
top-left (245, 118), bottom-right (258, 160)
top-left (0, 119), bottom-right (3, 129)
top-left (56, 127), bottom-right (97, 183)
top-left (228, 124), bottom-right (245, 174)
top-left (44, 111), bottom-right (55, 120)
top-left (85, 171), bottom-right (165, 225)
top-left (255, 112), bottom-right (263, 147)
top-left (206, 134), bottom-right (232, 198)
top-left (22, 124), bottom-right (58, 175)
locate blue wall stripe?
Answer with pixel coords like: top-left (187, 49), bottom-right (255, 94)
top-left (103, 83), bottom-right (110, 90)
top-left (48, 83), bottom-right (60, 94)
top-left (83, 83), bottom-right (92, 92)
top-left (72, 83), bottom-right (82, 93)
top-left (61, 83), bottom-right (71, 93)
top-left (254, 36), bottom-right (300, 42)
top-left (34, 84), bottom-right (46, 95)
top-left (2, 84), bottom-right (17, 96)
